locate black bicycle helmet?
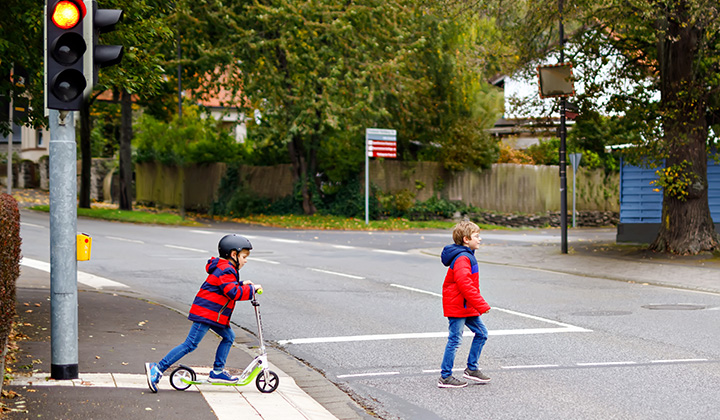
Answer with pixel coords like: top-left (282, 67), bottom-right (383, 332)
top-left (218, 234), bottom-right (253, 258)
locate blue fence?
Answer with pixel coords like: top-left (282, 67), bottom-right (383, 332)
top-left (619, 157), bottom-right (720, 224)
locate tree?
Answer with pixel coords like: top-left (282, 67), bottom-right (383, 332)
top-left (1, 0), bottom-right (45, 136)
top-left (479, 0), bottom-right (720, 255)
top-left (228, 0), bottom-right (431, 214)
top-left (380, 7), bottom-right (505, 171)
top-left (86, 0), bottom-right (174, 211)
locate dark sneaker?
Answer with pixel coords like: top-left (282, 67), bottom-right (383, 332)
top-left (437, 375), bottom-right (468, 388)
top-left (209, 370), bottom-right (239, 383)
top-left (145, 362), bottom-right (162, 393)
top-left (463, 368), bottom-right (491, 383)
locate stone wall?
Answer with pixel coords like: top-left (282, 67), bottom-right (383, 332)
top-left (474, 210), bottom-right (619, 228)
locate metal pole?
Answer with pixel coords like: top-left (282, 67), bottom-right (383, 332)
top-left (365, 130), bottom-right (369, 225)
top-left (7, 66), bottom-right (13, 194)
top-left (177, 27), bottom-right (182, 119)
top-left (49, 109), bottom-right (79, 380)
top-left (572, 161), bottom-right (577, 228)
top-left (6, 97), bottom-right (11, 195)
top-left (559, 0), bottom-right (568, 254)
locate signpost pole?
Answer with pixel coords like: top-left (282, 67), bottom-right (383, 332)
top-left (365, 130), bottom-right (369, 225)
top-left (364, 128), bottom-right (397, 225)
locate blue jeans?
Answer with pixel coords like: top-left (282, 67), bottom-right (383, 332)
top-left (157, 322), bottom-right (235, 373)
top-left (441, 316), bottom-right (488, 378)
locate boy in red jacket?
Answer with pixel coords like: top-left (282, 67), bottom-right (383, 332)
top-left (144, 234), bottom-right (262, 393)
top-left (438, 221), bottom-right (491, 388)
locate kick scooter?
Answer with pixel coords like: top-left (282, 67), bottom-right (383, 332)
top-left (169, 290), bottom-right (280, 393)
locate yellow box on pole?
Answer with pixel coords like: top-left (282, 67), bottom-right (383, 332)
top-left (77, 233), bottom-right (92, 261)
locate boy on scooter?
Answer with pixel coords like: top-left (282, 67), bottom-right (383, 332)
top-left (145, 234), bottom-right (262, 393)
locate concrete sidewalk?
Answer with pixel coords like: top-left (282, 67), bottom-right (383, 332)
top-left (5, 268), bottom-right (369, 420)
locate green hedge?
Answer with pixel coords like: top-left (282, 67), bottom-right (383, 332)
top-left (0, 193), bottom-right (21, 345)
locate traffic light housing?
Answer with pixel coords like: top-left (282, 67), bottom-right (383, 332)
top-left (45, 0), bottom-right (88, 110)
top-left (84, 0), bottom-right (123, 93)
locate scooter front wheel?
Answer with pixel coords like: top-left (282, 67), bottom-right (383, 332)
top-left (170, 365), bottom-right (196, 391)
top-left (256, 370), bottom-right (279, 393)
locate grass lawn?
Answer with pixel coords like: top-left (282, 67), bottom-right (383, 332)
top-left (29, 205), bottom-right (506, 231)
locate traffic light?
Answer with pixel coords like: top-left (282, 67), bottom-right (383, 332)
top-left (45, 0), bottom-right (88, 110)
top-left (84, 0), bottom-right (123, 93)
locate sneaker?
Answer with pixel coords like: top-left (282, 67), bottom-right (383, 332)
top-left (437, 375), bottom-right (468, 388)
top-left (145, 362), bottom-right (162, 393)
top-left (209, 370), bottom-right (239, 383)
top-left (463, 368), bottom-right (491, 383)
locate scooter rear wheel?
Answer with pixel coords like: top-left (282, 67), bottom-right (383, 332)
top-left (256, 370), bottom-right (279, 393)
top-left (170, 365), bottom-right (196, 391)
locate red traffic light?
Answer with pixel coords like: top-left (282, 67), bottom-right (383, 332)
top-left (51, 0), bottom-right (86, 30)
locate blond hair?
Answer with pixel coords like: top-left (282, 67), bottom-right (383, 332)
top-left (452, 221), bottom-right (480, 245)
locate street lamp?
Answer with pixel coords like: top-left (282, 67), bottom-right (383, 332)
top-left (537, 0), bottom-right (575, 254)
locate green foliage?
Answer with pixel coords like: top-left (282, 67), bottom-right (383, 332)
top-left (651, 161), bottom-right (696, 202)
top-left (396, 12), bottom-right (504, 171)
top-left (0, 193), bottom-right (21, 344)
top-left (525, 138), bottom-right (560, 166)
top-left (133, 104), bottom-right (243, 165)
top-left (1, 0), bottom-right (47, 135)
top-left (407, 197), bottom-right (464, 221)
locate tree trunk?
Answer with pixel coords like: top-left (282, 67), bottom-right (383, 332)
top-left (118, 90), bottom-right (133, 211)
top-left (650, 2), bottom-right (720, 254)
top-left (79, 99), bottom-right (92, 208)
top-left (0, 335), bottom-right (7, 396)
top-left (288, 135), bottom-right (317, 215)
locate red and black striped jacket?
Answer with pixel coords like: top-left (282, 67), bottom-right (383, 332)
top-left (188, 257), bottom-right (255, 328)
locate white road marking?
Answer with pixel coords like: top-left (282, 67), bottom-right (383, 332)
top-left (337, 372), bottom-right (400, 379)
top-left (280, 284), bottom-right (592, 345)
top-left (576, 361), bottom-right (637, 367)
top-left (20, 258), bottom-right (129, 289)
top-left (501, 364), bottom-right (560, 370)
top-left (650, 358), bottom-right (708, 364)
top-left (278, 327), bottom-right (590, 345)
top-left (390, 284), bottom-right (591, 331)
top-left (20, 222), bottom-right (45, 228)
top-left (165, 244), bottom-right (208, 253)
top-left (391, 283), bottom-right (440, 297)
top-left (252, 258), bottom-right (280, 265)
top-left (106, 236), bottom-right (144, 244)
top-left (421, 368), bottom-right (463, 374)
top-left (190, 230), bottom-right (215, 234)
top-left (307, 268), bottom-right (364, 279)
top-left (332, 245), bottom-right (355, 249)
top-left (373, 249), bottom-right (407, 255)
top-left (340, 358), bottom-right (714, 378)
top-left (270, 238), bottom-right (301, 244)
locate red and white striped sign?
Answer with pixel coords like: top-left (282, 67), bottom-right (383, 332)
top-left (366, 128), bottom-right (397, 158)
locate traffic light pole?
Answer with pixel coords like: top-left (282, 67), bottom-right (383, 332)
top-left (559, 0), bottom-right (568, 254)
top-left (49, 109), bottom-right (79, 380)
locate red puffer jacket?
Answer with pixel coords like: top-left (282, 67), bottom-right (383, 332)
top-left (440, 244), bottom-right (491, 318)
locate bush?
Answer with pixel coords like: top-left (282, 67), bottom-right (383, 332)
top-left (1, 193), bottom-right (20, 393)
top-left (133, 104), bottom-right (245, 166)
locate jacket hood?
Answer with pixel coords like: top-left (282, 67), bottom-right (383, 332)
top-left (206, 257), bottom-right (233, 274)
top-left (441, 244), bottom-right (475, 267)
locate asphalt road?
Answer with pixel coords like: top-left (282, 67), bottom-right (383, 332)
top-left (19, 210), bottom-right (720, 419)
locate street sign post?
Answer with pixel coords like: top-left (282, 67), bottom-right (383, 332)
top-left (569, 153), bottom-right (582, 228)
top-left (365, 128), bottom-right (397, 224)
